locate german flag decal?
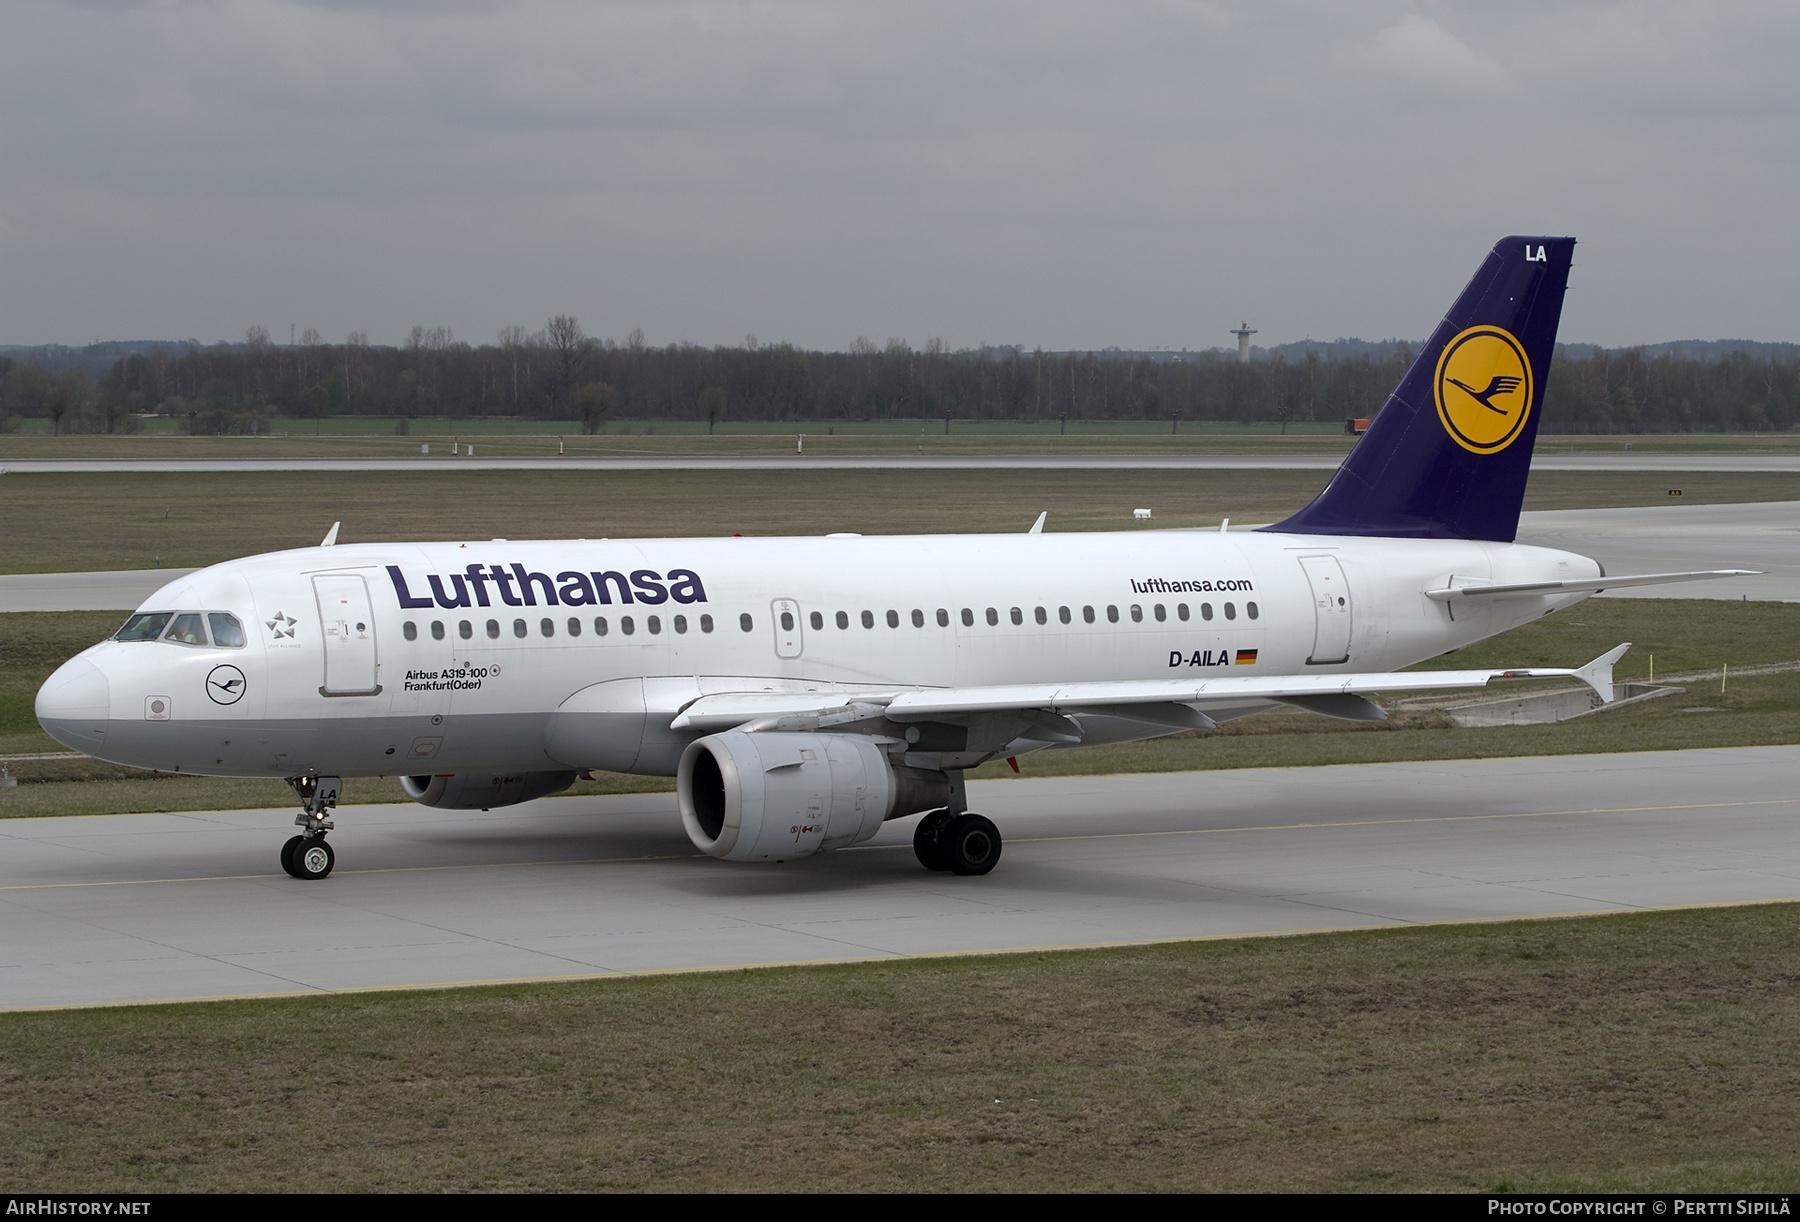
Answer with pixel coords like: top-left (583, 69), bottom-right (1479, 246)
top-left (1235, 649), bottom-right (1258, 665)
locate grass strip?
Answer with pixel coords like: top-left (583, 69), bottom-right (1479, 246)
top-left (2, 903), bottom-right (1797, 1192)
top-left (2, 468), bottom-right (1798, 573)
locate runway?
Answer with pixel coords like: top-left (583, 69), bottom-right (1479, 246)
top-left (0, 568), bottom-right (199, 613)
top-left (4, 746), bottom-right (1797, 1010)
top-left (1515, 499), bottom-right (1800, 601)
top-left (5, 453), bottom-right (1800, 473)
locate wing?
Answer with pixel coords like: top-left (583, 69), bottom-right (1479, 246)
top-left (668, 645), bottom-right (1631, 737)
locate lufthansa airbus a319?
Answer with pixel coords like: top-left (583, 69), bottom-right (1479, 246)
top-left (35, 237), bottom-right (1752, 881)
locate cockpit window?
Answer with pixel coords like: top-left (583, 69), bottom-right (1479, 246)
top-left (163, 613), bottom-right (208, 646)
top-left (115, 612), bottom-right (174, 641)
top-left (208, 613), bottom-right (247, 648)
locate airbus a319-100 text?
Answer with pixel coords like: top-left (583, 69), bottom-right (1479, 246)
top-left (36, 238), bottom-right (1752, 880)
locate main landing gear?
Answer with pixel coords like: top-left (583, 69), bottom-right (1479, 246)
top-left (282, 775), bottom-right (341, 880)
top-left (913, 809), bottom-right (1003, 876)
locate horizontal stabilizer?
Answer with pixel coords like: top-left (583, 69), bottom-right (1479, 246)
top-left (1425, 570), bottom-right (1759, 601)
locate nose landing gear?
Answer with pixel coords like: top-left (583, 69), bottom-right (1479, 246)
top-left (282, 775), bottom-right (341, 880)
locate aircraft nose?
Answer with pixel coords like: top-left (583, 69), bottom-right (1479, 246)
top-left (36, 657), bottom-right (112, 751)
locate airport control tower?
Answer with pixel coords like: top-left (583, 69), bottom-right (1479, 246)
top-left (1230, 321), bottom-right (1257, 364)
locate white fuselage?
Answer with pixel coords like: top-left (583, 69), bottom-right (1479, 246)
top-left (36, 528), bottom-right (1601, 780)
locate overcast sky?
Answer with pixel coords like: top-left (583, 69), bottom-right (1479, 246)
top-left (4, 1), bottom-right (1796, 350)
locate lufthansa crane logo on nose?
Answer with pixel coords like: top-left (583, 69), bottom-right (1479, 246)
top-left (206, 664), bottom-right (247, 705)
top-left (1434, 325), bottom-right (1534, 454)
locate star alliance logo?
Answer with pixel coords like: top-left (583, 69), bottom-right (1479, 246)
top-left (267, 611), bottom-right (297, 639)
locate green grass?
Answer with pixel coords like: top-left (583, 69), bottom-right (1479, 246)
top-left (3, 903), bottom-right (1798, 1191)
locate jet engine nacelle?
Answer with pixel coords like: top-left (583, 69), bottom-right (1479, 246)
top-left (401, 770), bottom-right (579, 810)
top-left (677, 731), bottom-right (950, 862)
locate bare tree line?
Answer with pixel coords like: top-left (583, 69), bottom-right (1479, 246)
top-left (1, 321), bottom-right (1796, 435)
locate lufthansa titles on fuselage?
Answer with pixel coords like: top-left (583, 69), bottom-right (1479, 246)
top-left (387, 564), bottom-right (708, 611)
top-left (1129, 576), bottom-right (1255, 595)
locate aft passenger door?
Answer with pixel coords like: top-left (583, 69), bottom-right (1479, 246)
top-left (1298, 555), bottom-right (1352, 665)
top-left (313, 573), bottom-right (381, 694)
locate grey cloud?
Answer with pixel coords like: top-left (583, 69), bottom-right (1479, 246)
top-left (1, 1), bottom-right (1795, 348)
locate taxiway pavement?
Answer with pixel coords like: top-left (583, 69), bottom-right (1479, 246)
top-left (1515, 499), bottom-right (1800, 601)
top-left (4, 746), bottom-right (1796, 1010)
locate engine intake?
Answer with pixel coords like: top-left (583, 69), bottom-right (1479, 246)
top-left (401, 770), bottom-right (578, 810)
top-left (677, 731), bottom-right (950, 861)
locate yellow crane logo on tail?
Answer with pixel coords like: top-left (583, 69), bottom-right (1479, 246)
top-left (1434, 325), bottom-right (1534, 453)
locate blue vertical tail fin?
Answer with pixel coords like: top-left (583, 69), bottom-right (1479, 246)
top-left (1267, 236), bottom-right (1575, 542)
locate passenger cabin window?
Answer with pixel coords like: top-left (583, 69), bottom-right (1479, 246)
top-left (911, 609), bottom-right (924, 628)
top-left (513, 619), bottom-right (528, 638)
top-left (1200, 603), bottom-right (1214, 621)
top-left (937, 609), bottom-right (949, 627)
top-left (861, 610), bottom-right (874, 629)
top-left (886, 610), bottom-right (899, 628)
top-left (961, 608), bottom-right (974, 627)
top-left (648, 615), bottom-right (662, 634)
top-left (1034, 607), bottom-right (1046, 625)
top-left (540, 618), bottom-right (555, 637)
top-left (403, 621), bottom-right (418, 641)
top-left (459, 620), bottom-right (473, 639)
top-left (488, 619), bottom-right (501, 639)
top-left (674, 615), bottom-right (687, 634)
top-left (809, 611), bottom-right (823, 630)
top-left (1177, 603), bottom-right (1190, 621)
top-left (164, 614), bottom-right (207, 646)
top-left (986, 608), bottom-right (998, 626)
top-left (836, 611), bottom-right (849, 630)
top-left (780, 611), bottom-right (795, 632)
top-left (595, 617), bottom-right (609, 636)
top-left (1153, 604), bottom-right (1166, 622)
top-left (1059, 606), bottom-right (1071, 624)
top-left (1010, 607), bottom-right (1022, 626)
top-left (115, 612), bottom-right (174, 642)
top-left (700, 615), bottom-right (714, 633)
top-left (1083, 606), bottom-right (1095, 624)
top-left (568, 617), bottom-right (582, 637)
top-left (1247, 602), bottom-right (1260, 620)
top-left (739, 614), bottom-right (753, 632)
top-left (1106, 605), bottom-right (1119, 623)
top-left (1224, 602), bottom-right (1237, 620)
top-left (623, 616), bottom-right (637, 635)
top-left (1129, 605), bottom-right (1143, 623)
top-left (208, 613), bottom-right (247, 648)
top-left (431, 621), bottom-right (446, 640)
